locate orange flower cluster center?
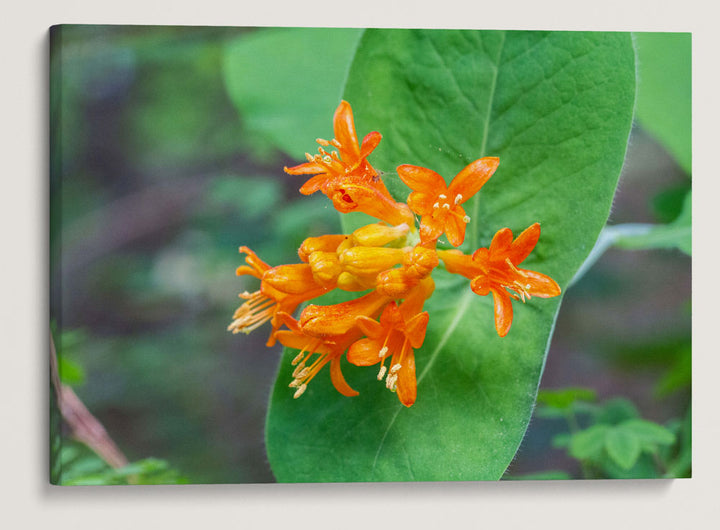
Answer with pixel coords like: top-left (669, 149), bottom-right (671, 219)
top-left (229, 100), bottom-right (561, 407)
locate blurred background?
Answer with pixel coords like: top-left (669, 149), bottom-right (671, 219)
top-left (50, 25), bottom-right (691, 483)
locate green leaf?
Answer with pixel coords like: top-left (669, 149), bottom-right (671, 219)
top-left (570, 424), bottom-right (610, 461)
top-left (620, 419), bottom-right (676, 446)
top-left (537, 387), bottom-right (597, 410)
top-left (267, 30), bottom-right (635, 482)
top-left (605, 426), bottom-right (641, 469)
top-left (634, 32), bottom-right (691, 174)
top-left (223, 28), bottom-right (363, 159)
top-left (595, 398), bottom-right (640, 425)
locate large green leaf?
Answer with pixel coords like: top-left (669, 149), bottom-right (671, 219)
top-left (266, 30), bottom-right (635, 482)
top-left (223, 27), bottom-right (363, 159)
top-left (634, 32), bottom-right (691, 174)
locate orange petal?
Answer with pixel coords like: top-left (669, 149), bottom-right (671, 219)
top-left (507, 223), bottom-right (541, 265)
top-left (404, 311), bottom-right (429, 349)
top-left (346, 337), bottom-right (383, 366)
top-left (238, 246), bottom-right (271, 274)
top-left (443, 208), bottom-right (467, 247)
top-left (419, 217), bottom-right (444, 243)
top-left (406, 191), bottom-right (436, 216)
top-left (330, 356), bottom-right (359, 397)
top-left (284, 161), bottom-right (327, 175)
top-left (489, 227), bottom-right (514, 255)
top-left (397, 164), bottom-right (447, 194)
top-left (524, 269), bottom-right (562, 298)
top-left (447, 156), bottom-right (499, 203)
top-left (491, 288), bottom-right (514, 337)
top-left (333, 100), bottom-right (361, 161)
top-left (469, 276), bottom-right (491, 296)
top-left (395, 353), bottom-right (417, 407)
top-left (354, 315), bottom-right (384, 338)
top-left (299, 174), bottom-right (332, 195)
top-left (359, 131), bottom-right (382, 158)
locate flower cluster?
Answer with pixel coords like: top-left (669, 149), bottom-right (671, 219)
top-left (228, 101), bottom-right (561, 407)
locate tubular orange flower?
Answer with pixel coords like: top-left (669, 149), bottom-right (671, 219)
top-left (298, 290), bottom-right (391, 338)
top-left (375, 243), bottom-right (439, 298)
top-left (284, 100), bottom-right (414, 226)
top-left (227, 247), bottom-right (329, 346)
top-left (347, 277), bottom-right (435, 407)
top-left (274, 313), bottom-right (361, 399)
top-left (397, 157), bottom-right (500, 247)
top-left (438, 223), bottom-right (561, 337)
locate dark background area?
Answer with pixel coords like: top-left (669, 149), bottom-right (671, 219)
top-left (50, 25), bottom-right (691, 483)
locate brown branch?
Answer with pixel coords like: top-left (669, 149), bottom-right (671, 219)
top-left (50, 333), bottom-right (128, 469)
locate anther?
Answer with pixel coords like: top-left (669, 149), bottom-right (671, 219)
top-left (432, 202), bottom-right (440, 209)
top-left (438, 194), bottom-right (447, 199)
top-left (454, 194), bottom-right (463, 204)
top-left (377, 365), bottom-right (387, 380)
top-left (293, 384), bottom-right (307, 399)
top-left (316, 138), bottom-right (330, 146)
top-left (291, 352), bottom-right (304, 366)
top-left (442, 203), bottom-right (450, 209)
top-left (378, 346), bottom-right (388, 358)
top-left (390, 363), bottom-right (402, 374)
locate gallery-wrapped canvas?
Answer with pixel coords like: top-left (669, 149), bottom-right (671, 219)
top-left (50, 25), bottom-right (690, 484)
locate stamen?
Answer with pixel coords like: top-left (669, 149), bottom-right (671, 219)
top-left (378, 346), bottom-right (389, 358)
top-left (438, 194), bottom-right (447, 199)
top-left (305, 152), bottom-right (314, 162)
top-left (432, 202), bottom-right (440, 209)
top-left (390, 363), bottom-right (402, 374)
top-left (454, 193), bottom-right (463, 204)
top-left (291, 352), bottom-right (305, 366)
top-left (330, 138), bottom-right (342, 149)
top-left (505, 258), bottom-right (528, 277)
top-left (377, 365), bottom-right (387, 380)
top-left (386, 373), bottom-right (398, 390)
top-left (288, 380), bottom-right (299, 388)
top-left (294, 367), bottom-right (310, 379)
top-left (293, 384), bottom-right (307, 399)
top-left (442, 203), bottom-right (450, 209)
top-left (316, 138), bottom-right (330, 146)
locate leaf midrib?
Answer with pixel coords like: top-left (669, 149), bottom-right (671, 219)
top-left (368, 30), bottom-right (507, 477)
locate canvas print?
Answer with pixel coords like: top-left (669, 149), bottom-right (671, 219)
top-left (49, 25), bottom-right (691, 484)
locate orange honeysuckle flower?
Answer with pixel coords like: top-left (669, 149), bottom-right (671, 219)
top-left (274, 312), bottom-right (362, 399)
top-left (227, 247), bottom-right (329, 346)
top-left (347, 277), bottom-right (435, 407)
top-left (438, 223), bottom-right (561, 337)
top-left (298, 290), bottom-right (391, 338)
top-left (375, 243), bottom-right (439, 298)
top-left (284, 100), bottom-right (414, 227)
top-left (397, 157), bottom-right (500, 247)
